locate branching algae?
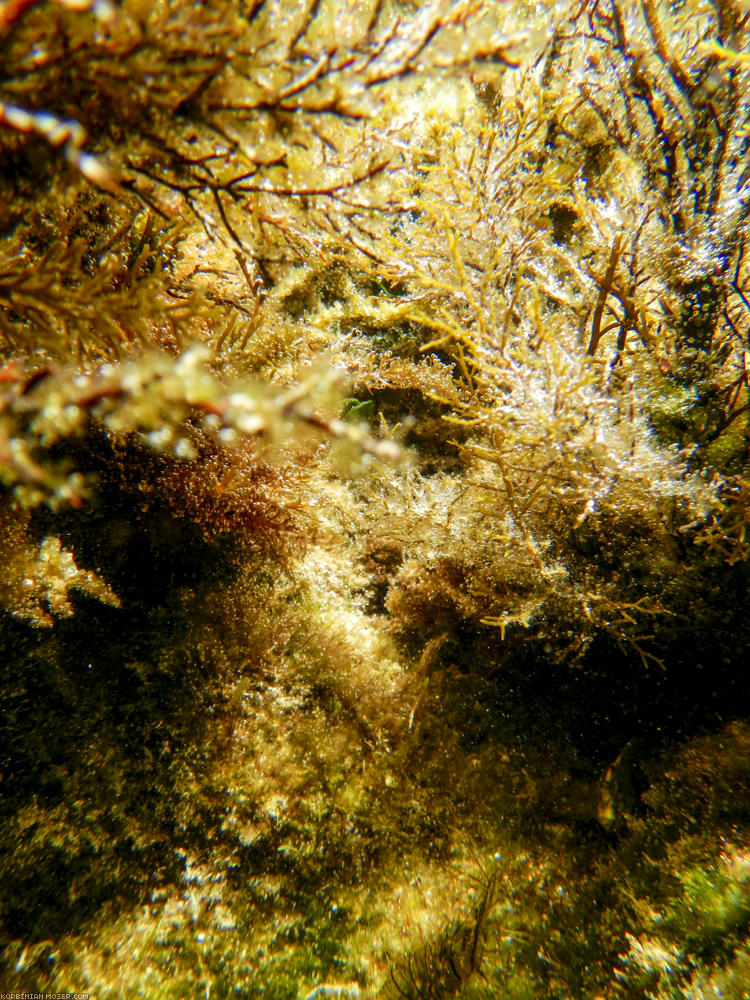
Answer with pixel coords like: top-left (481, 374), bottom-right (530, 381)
top-left (1, 0), bottom-right (749, 997)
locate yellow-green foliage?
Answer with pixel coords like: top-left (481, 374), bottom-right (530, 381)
top-left (1, 0), bottom-right (750, 998)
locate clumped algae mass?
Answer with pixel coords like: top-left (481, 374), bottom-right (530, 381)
top-left (1, 0), bottom-right (749, 996)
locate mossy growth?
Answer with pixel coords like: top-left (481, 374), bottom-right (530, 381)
top-left (1, 0), bottom-right (750, 997)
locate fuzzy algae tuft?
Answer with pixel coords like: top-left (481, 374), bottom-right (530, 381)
top-left (1, 0), bottom-right (750, 997)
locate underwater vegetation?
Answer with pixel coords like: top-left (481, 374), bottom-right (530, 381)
top-left (1, 0), bottom-right (749, 996)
